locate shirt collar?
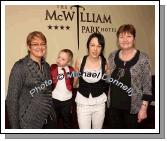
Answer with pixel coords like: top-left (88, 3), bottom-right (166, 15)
top-left (58, 66), bottom-right (69, 72)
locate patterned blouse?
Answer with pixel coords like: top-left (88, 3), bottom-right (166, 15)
top-left (108, 50), bottom-right (152, 114)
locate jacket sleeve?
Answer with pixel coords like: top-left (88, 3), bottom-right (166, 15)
top-left (50, 64), bottom-right (57, 90)
top-left (108, 51), bottom-right (117, 74)
top-left (68, 66), bottom-right (75, 86)
top-left (141, 55), bottom-right (152, 102)
top-left (6, 61), bottom-right (25, 128)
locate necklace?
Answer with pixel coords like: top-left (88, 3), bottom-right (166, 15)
top-left (117, 68), bottom-right (125, 80)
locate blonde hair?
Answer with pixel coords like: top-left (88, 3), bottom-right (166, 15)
top-left (27, 31), bottom-right (47, 46)
top-left (26, 31), bottom-right (47, 54)
top-left (60, 49), bottom-right (73, 61)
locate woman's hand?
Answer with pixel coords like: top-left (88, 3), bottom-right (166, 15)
top-left (105, 61), bottom-right (111, 75)
top-left (137, 103), bottom-right (148, 123)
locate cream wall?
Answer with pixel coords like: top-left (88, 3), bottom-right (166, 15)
top-left (5, 5), bottom-right (155, 97)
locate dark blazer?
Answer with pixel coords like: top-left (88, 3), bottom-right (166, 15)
top-left (6, 55), bottom-right (52, 128)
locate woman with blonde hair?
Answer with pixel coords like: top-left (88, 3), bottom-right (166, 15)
top-left (6, 31), bottom-right (53, 128)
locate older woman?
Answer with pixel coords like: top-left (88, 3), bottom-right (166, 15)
top-left (107, 24), bottom-right (152, 128)
top-left (6, 31), bottom-right (53, 129)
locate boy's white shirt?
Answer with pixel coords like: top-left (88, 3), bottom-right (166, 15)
top-left (52, 66), bottom-right (72, 101)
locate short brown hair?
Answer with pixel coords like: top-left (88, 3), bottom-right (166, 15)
top-left (116, 24), bottom-right (136, 38)
top-left (26, 31), bottom-right (47, 46)
top-left (60, 49), bottom-right (73, 61)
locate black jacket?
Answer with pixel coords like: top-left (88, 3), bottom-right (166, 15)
top-left (6, 56), bottom-right (52, 128)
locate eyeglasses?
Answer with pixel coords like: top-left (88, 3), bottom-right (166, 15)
top-left (30, 43), bottom-right (47, 48)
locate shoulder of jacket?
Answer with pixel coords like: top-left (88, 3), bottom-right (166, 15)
top-left (138, 51), bottom-right (150, 64)
top-left (108, 50), bottom-right (118, 57)
top-left (10, 57), bottom-right (28, 75)
top-left (108, 50), bottom-right (118, 61)
top-left (14, 56), bottom-right (28, 67)
top-left (139, 51), bottom-right (149, 59)
top-left (44, 61), bottom-right (50, 68)
top-left (50, 64), bottom-right (58, 68)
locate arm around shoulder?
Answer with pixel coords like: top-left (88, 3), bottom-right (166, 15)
top-left (73, 58), bottom-right (80, 88)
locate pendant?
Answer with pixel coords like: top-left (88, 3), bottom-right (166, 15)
top-left (117, 68), bottom-right (125, 80)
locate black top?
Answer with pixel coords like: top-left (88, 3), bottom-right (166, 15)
top-left (78, 55), bottom-right (107, 98)
top-left (110, 50), bottom-right (140, 111)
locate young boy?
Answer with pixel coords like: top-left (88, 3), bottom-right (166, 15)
top-left (50, 49), bottom-right (75, 129)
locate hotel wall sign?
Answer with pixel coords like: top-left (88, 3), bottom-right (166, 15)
top-left (45, 5), bottom-right (116, 49)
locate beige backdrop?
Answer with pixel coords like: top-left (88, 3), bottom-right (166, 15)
top-left (5, 5), bottom-right (155, 97)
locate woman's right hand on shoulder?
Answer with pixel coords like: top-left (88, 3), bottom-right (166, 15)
top-left (105, 61), bottom-right (111, 75)
top-left (73, 58), bottom-right (80, 88)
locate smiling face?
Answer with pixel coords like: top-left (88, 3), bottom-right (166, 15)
top-left (28, 37), bottom-right (47, 60)
top-left (56, 51), bottom-right (70, 67)
top-left (118, 32), bottom-right (135, 50)
top-left (88, 37), bottom-right (102, 59)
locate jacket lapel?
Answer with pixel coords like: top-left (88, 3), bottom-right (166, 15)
top-left (26, 56), bottom-right (46, 83)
